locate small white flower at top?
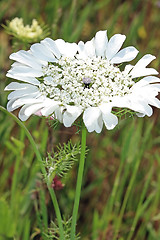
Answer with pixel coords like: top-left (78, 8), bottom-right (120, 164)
top-left (5, 30), bottom-right (160, 133)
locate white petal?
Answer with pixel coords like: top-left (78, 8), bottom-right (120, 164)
top-left (78, 41), bottom-right (84, 51)
top-left (105, 34), bottom-right (126, 60)
top-left (12, 96), bottom-right (44, 108)
top-left (127, 95), bottom-right (153, 117)
top-left (131, 76), bottom-right (160, 90)
top-left (102, 112), bottom-right (118, 130)
top-left (54, 39), bottom-right (66, 54)
top-left (63, 42), bottom-right (78, 58)
top-left (148, 84), bottom-right (160, 92)
top-left (10, 50), bottom-right (42, 70)
top-left (19, 103), bottom-right (44, 121)
top-left (83, 107), bottom-right (103, 133)
top-left (28, 49), bottom-right (48, 66)
top-left (41, 38), bottom-right (61, 59)
top-left (7, 98), bottom-right (21, 112)
top-left (5, 82), bottom-right (33, 90)
top-left (77, 41), bottom-right (87, 59)
top-left (111, 46), bottom-right (139, 64)
top-left (11, 62), bottom-right (23, 67)
top-left (94, 30), bottom-right (108, 57)
top-left (6, 73), bottom-right (40, 85)
top-left (124, 64), bottom-right (134, 74)
top-left (84, 39), bottom-right (95, 58)
top-left (135, 101), bottom-right (153, 117)
top-left (7, 66), bottom-right (43, 77)
top-left (111, 95), bottom-right (152, 117)
top-left (77, 39), bottom-right (95, 59)
top-left (148, 97), bottom-right (160, 108)
top-left (141, 76), bottom-right (160, 84)
top-left (111, 96), bottom-right (131, 108)
top-left (130, 54), bottom-right (158, 78)
top-left (136, 112), bottom-right (145, 117)
top-left (99, 103), bottom-right (112, 114)
top-left (18, 105), bottom-right (31, 121)
top-left (24, 103), bottom-right (45, 117)
top-left (99, 103), bottom-right (118, 130)
top-left (133, 85), bottom-right (160, 100)
top-left (55, 39), bottom-right (78, 58)
top-left (41, 101), bottom-right (59, 116)
top-left (7, 86), bottom-right (39, 100)
top-left (54, 106), bottom-right (64, 123)
top-left (130, 68), bottom-right (158, 78)
top-left (63, 106), bottom-right (82, 127)
top-left (30, 43), bottom-right (57, 62)
top-left (7, 94), bottom-right (42, 112)
top-left (134, 54), bottom-right (156, 68)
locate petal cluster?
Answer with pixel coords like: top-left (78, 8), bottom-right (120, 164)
top-left (5, 30), bottom-right (160, 133)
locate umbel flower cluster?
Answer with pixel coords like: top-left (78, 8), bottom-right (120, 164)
top-left (5, 30), bottom-right (160, 133)
top-left (3, 18), bottom-right (46, 43)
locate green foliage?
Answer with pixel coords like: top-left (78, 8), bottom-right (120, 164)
top-left (47, 118), bottom-right (60, 130)
top-left (44, 217), bottom-right (80, 240)
top-left (0, 199), bottom-right (16, 238)
top-left (112, 107), bottom-right (136, 120)
top-left (44, 140), bottom-right (81, 182)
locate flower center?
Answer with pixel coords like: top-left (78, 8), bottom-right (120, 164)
top-left (39, 56), bottom-right (135, 109)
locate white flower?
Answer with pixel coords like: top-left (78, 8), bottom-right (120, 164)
top-left (5, 30), bottom-right (160, 133)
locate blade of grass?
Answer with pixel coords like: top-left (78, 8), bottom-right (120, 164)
top-left (39, 189), bottom-right (48, 230)
top-left (100, 121), bottom-right (135, 233)
top-left (22, 217), bottom-right (31, 240)
top-left (10, 129), bottom-right (25, 210)
top-left (127, 167), bottom-right (153, 240)
top-left (135, 192), bottom-right (155, 239)
top-left (113, 120), bottom-right (154, 239)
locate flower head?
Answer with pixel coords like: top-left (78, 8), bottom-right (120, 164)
top-left (5, 30), bottom-right (160, 133)
top-left (3, 17), bottom-right (49, 43)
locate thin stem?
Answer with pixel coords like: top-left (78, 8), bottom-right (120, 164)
top-left (71, 123), bottom-right (87, 240)
top-left (0, 106), bottom-right (64, 240)
top-left (11, 154), bottom-right (21, 207)
top-left (10, 129), bottom-right (25, 208)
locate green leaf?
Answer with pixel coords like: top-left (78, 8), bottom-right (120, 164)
top-left (44, 140), bottom-right (82, 182)
top-left (0, 199), bottom-right (16, 237)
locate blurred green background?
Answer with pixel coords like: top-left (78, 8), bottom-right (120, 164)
top-left (0, 0), bottom-right (160, 239)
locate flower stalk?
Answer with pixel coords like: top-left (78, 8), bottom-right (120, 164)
top-left (71, 123), bottom-right (87, 239)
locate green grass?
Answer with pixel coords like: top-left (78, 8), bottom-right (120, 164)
top-left (0, 0), bottom-right (160, 239)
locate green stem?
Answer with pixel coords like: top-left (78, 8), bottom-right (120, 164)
top-left (0, 106), bottom-right (64, 240)
top-left (71, 123), bottom-right (87, 240)
top-left (10, 129), bottom-right (25, 208)
top-left (11, 155), bottom-right (21, 207)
